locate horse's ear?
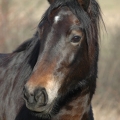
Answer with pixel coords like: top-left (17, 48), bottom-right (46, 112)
top-left (77, 0), bottom-right (91, 12)
top-left (48, 0), bottom-right (55, 4)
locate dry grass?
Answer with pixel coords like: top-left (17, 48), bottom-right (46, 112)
top-left (92, 0), bottom-right (120, 120)
top-left (0, 0), bottom-right (49, 52)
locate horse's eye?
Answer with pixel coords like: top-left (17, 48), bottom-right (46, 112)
top-left (71, 36), bottom-right (81, 46)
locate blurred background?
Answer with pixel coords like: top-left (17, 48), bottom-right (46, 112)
top-left (0, 0), bottom-right (119, 120)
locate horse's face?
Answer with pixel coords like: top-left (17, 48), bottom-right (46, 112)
top-left (24, 3), bottom-right (91, 119)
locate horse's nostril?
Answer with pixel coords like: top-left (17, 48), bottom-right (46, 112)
top-left (34, 88), bottom-right (48, 106)
top-left (23, 86), bottom-right (34, 104)
top-left (34, 90), bottom-right (43, 102)
top-left (23, 86), bottom-right (48, 107)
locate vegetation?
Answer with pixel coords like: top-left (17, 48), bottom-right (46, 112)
top-left (93, 0), bottom-right (120, 119)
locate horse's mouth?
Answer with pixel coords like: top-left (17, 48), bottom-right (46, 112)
top-left (26, 99), bottom-right (57, 119)
top-left (26, 104), bottom-right (52, 119)
top-left (26, 103), bottom-right (53, 113)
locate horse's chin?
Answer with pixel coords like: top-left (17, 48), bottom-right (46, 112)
top-left (27, 99), bottom-right (59, 119)
top-left (31, 111), bottom-right (52, 120)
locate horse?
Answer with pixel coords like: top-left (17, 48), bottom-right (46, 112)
top-left (0, 0), bottom-right (102, 120)
top-left (23, 0), bottom-right (103, 119)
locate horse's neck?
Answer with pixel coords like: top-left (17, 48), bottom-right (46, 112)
top-left (53, 90), bottom-right (92, 120)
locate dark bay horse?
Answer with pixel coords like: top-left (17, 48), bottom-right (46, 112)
top-left (0, 0), bottom-right (102, 120)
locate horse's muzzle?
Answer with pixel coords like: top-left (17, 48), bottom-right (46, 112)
top-left (23, 86), bottom-right (48, 112)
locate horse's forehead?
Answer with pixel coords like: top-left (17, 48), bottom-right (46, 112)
top-left (54, 15), bottom-right (61, 24)
top-left (53, 7), bottom-right (76, 24)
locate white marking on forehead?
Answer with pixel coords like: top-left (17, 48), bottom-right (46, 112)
top-left (54, 15), bottom-right (61, 24)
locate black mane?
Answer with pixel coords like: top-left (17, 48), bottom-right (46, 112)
top-left (39, 0), bottom-right (102, 45)
top-left (14, 0), bottom-right (102, 55)
top-left (13, 32), bottom-right (39, 53)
